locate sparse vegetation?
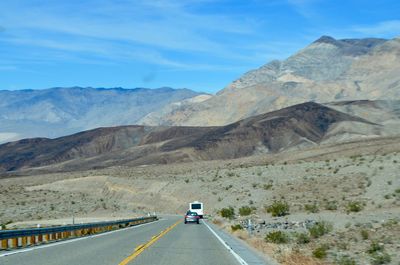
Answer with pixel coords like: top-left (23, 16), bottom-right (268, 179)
top-left (265, 201), bottom-right (289, 217)
top-left (346, 201), bottom-right (363, 213)
top-left (312, 245), bottom-right (329, 259)
top-left (265, 231), bottom-right (289, 244)
top-left (231, 224), bottom-right (243, 231)
top-left (367, 241), bottom-right (384, 254)
top-left (238, 206), bottom-right (253, 216)
top-left (294, 232), bottom-right (310, 244)
top-left (263, 184), bottom-right (273, 190)
top-left (336, 256), bottom-right (356, 265)
top-left (360, 229), bottom-right (369, 240)
top-left (308, 221), bottom-right (332, 238)
top-left (220, 207), bottom-right (235, 219)
top-left (370, 252), bottom-right (391, 265)
top-left (304, 203), bottom-right (319, 213)
top-left (324, 200), bottom-right (338, 210)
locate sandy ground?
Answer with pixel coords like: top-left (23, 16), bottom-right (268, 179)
top-left (1, 138), bottom-right (399, 264)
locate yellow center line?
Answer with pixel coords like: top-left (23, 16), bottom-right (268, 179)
top-left (118, 220), bottom-right (181, 265)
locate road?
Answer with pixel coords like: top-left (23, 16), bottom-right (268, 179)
top-left (0, 216), bottom-right (266, 265)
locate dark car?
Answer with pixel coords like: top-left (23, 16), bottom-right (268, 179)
top-left (184, 211), bottom-right (200, 224)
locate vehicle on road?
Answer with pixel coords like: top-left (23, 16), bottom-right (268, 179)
top-left (189, 201), bottom-right (204, 218)
top-left (184, 211), bottom-right (200, 224)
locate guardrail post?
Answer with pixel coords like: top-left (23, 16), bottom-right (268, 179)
top-left (1, 239), bottom-right (8, 249)
top-left (21, 236), bottom-right (27, 247)
top-left (30, 235), bottom-right (36, 245)
top-left (12, 237), bottom-right (18, 248)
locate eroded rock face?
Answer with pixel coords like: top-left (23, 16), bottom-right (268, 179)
top-left (144, 36), bottom-right (400, 126)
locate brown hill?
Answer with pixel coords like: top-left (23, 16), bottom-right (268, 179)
top-left (0, 102), bottom-right (381, 174)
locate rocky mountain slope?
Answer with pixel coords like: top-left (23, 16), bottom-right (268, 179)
top-left (2, 101), bottom-right (396, 174)
top-left (0, 87), bottom-right (203, 143)
top-left (142, 36), bottom-right (400, 126)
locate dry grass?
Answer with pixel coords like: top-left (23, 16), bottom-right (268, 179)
top-left (280, 252), bottom-right (330, 265)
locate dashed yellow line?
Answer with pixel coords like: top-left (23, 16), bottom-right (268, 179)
top-left (118, 220), bottom-right (181, 265)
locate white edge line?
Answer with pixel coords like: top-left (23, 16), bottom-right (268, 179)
top-left (0, 219), bottom-right (163, 258)
top-left (203, 220), bottom-right (249, 265)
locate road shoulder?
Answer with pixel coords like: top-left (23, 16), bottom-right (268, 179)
top-left (204, 220), bottom-right (278, 265)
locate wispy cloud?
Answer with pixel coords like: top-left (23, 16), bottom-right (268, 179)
top-left (0, 0), bottom-right (270, 71)
top-left (352, 20), bottom-right (400, 36)
top-left (287, 0), bottom-right (320, 19)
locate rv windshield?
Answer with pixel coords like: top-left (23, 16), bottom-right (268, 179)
top-left (191, 204), bottom-right (201, 209)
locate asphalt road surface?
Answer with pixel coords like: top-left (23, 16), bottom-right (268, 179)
top-left (0, 216), bottom-right (264, 265)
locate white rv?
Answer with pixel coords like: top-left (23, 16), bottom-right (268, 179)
top-left (189, 201), bottom-right (204, 218)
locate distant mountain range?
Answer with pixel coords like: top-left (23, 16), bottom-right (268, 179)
top-left (1, 35), bottom-right (400, 174)
top-left (142, 36), bottom-right (400, 126)
top-left (0, 87), bottom-right (204, 143)
top-left (2, 36), bottom-right (399, 144)
top-left (1, 100), bottom-right (399, 174)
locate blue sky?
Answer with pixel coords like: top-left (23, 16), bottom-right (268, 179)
top-left (0, 0), bottom-right (399, 93)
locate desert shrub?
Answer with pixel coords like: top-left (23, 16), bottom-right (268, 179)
top-left (370, 252), bottom-right (391, 265)
top-left (367, 241), bottom-right (384, 254)
top-left (265, 231), bottom-right (289, 244)
top-left (325, 201), bottom-right (338, 210)
top-left (231, 224), bottom-right (243, 231)
top-left (336, 256), bottom-right (356, 265)
top-left (395, 188), bottom-right (400, 193)
top-left (220, 207), bottom-right (235, 219)
top-left (263, 184), bottom-right (273, 190)
top-left (360, 229), bottom-right (369, 240)
top-left (266, 201), bottom-right (289, 217)
top-left (304, 203), bottom-right (319, 213)
top-left (312, 245), bottom-right (329, 259)
top-left (346, 201), bottom-right (363, 213)
top-left (239, 206), bottom-right (252, 216)
top-left (295, 232), bottom-right (310, 244)
top-left (308, 221), bottom-right (333, 238)
top-left (382, 218), bottom-right (398, 227)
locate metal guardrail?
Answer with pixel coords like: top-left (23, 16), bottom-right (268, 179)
top-left (0, 216), bottom-right (157, 250)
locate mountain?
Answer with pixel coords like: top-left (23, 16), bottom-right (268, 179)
top-left (0, 87), bottom-right (204, 143)
top-left (141, 36), bottom-right (400, 126)
top-left (2, 101), bottom-right (396, 174)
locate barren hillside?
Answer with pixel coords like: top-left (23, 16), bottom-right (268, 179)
top-left (2, 101), bottom-right (395, 175)
top-left (141, 36), bottom-right (400, 126)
